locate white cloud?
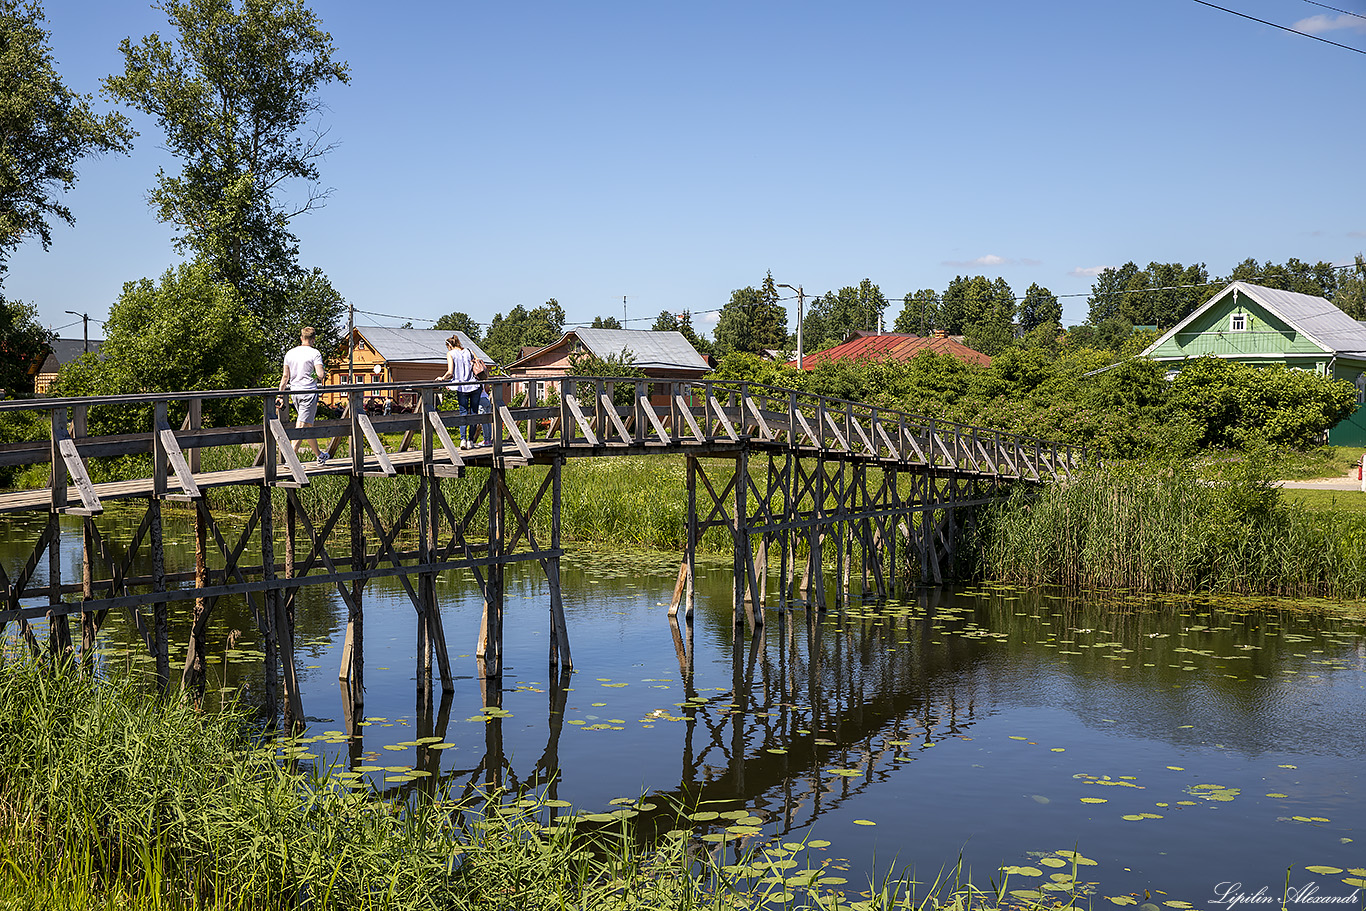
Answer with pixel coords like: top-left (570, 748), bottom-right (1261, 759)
top-left (1070, 266), bottom-right (1108, 278)
top-left (940, 253), bottom-right (1018, 268)
top-left (1293, 13), bottom-right (1366, 34)
top-left (1348, 230), bottom-right (1366, 239)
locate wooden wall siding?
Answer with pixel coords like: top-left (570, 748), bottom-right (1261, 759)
top-left (0, 378), bottom-right (1079, 728)
top-left (1150, 294), bottom-right (1325, 360)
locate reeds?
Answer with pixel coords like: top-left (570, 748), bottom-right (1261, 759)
top-left (974, 457), bottom-right (1366, 598)
top-left (0, 659), bottom-right (1090, 910)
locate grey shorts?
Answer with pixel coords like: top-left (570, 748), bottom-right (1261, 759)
top-left (291, 391), bottom-right (319, 425)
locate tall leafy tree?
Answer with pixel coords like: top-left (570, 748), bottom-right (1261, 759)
top-left (433, 310), bottom-right (482, 342)
top-left (652, 308), bottom-right (712, 355)
top-left (1018, 283), bottom-right (1061, 333)
top-left (0, 0), bottom-right (132, 281)
top-left (103, 0), bottom-right (349, 331)
top-left (0, 295), bottom-right (51, 393)
top-left (1335, 255), bottom-right (1366, 320)
top-left (56, 261), bottom-right (264, 430)
top-left (1085, 262), bottom-right (1142, 325)
top-left (481, 298), bottom-right (565, 365)
top-left (801, 278), bottom-right (888, 353)
top-left (1086, 261), bottom-right (1210, 329)
top-left (961, 277), bottom-right (1016, 356)
top-left (714, 272), bottom-right (788, 356)
top-left (894, 289), bottom-right (939, 335)
top-left (590, 315), bottom-right (623, 329)
top-left (1223, 257), bottom-right (1339, 299)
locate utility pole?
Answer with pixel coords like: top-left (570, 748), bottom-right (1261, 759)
top-left (347, 300), bottom-right (355, 384)
top-left (776, 284), bottom-right (805, 369)
top-left (63, 311), bottom-right (89, 353)
top-left (623, 295), bottom-right (627, 326)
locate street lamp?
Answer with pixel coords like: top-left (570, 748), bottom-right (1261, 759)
top-left (63, 311), bottom-right (89, 353)
top-left (776, 284), bottom-right (805, 370)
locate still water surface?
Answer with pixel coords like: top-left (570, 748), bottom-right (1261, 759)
top-left (4, 511), bottom-right (1365, 903)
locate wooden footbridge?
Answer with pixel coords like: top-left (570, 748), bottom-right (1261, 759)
top-left (0, 378), bottom-right (1080, 727)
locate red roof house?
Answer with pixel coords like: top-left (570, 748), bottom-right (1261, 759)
top-left (788, 330), bottom-right (991, 369)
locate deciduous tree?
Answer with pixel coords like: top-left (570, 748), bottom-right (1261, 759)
top-left (800, 278), bottom-right (887, 353)
top-left (0, 0), bottom-right (132, 280)
top-left (56, 260), bottom-right (264, 430)
top-left (715, 272), bottom-right (788, 356)
top-left (104, 0), bottom-right (348, 333)
top-left (0, 295), bottom-right (51, 393)
top-left (1223, 257), bottom-right (1339, 299)
top-left (481, 298), bottom-right (565, 366)
top-left (893, 289), bottom-right (939, 335)
top-left (1018, 283), bottom-right (1061, 333)
top-left (433, 310), bottom-right (482, 342)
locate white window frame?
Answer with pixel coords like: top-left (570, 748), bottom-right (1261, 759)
top-left (1229, 313), bottom-right (1247, 332)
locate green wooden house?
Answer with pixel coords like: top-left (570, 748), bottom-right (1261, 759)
top-left (1141, 281), bottom-right (1366, 445)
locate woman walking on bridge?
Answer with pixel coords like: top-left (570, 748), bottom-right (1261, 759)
top-left (437, 334), bottom-right (480, 449)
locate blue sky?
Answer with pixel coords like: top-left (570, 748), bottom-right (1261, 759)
top-left (9, 0), bottom-right (1366, 343)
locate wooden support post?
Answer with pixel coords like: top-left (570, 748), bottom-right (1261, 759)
top-left (417, 471), bottom-right (433, 693)
top-left (548, 456), bottom-right (571, 669)
top-left (683, 455), bottom-right (697, 620)
top-left (258, 484), bottom-right (280, 721)
top-left (181, 497), bottom-right (211, 695)
top-left (478, 467), bottom-right (504, 678)
top-left (46, 511), bottom-right (71, 661)
top-left (149, 498), bottom-right (169, 691)
top-left (80, 517), bottom-right (96, 667)
top-left (342, 462), bottom-right (365, 709)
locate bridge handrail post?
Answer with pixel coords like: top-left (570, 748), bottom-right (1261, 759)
top-left (738, 382), bottom-right (749, 438)
top-left (561, 378), bottom-right (574, 446)
top-left (927, 417), bottom-right (937, 466)
top-left (896, 414), bottom-right (906, 461)
top-left (420, 387), bottom-right (435, 470)
top-left (635, 379), bottom-right (647, 444)
top-left (48, 406), bottom-right (66, 511)
top-left (349, 390), bottom-right (364, 473)
top-left (492, 381), bottom-right (504, 461)
top-left (263, 394), bottom-right (278, 486)
top-left (525, 379), bottom-right (538, 442)
top-left (153, 401), bottom-right (169, 498)
top-left (703, 380), bottom-right (715, 440)
top-left (789, 392), bottom-right (799, 450)
top-left (816, 396), bottom-right (826, 450)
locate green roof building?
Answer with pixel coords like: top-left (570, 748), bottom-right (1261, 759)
top-left (1141, 281), bottom-right (1366, 446)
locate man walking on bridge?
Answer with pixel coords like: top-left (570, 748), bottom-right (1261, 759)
top-left (277, 326), bottom-right (329, 463)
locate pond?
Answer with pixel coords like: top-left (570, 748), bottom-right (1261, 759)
top-left (4, 510), bottom-right (1365, 905)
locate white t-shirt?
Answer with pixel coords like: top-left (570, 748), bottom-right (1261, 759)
top-left (447, 347), bottom-right (478, 393)
top-left (283, 344), bottom-right (325, 390)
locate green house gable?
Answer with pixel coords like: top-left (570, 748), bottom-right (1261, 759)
top-left (1146, 287), bottom-right (1330, 368)
top-left (1141, 281), bottom-right (1366, 445)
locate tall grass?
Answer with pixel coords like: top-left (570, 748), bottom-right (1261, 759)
top-left (975, 456), bottom-right (1366, 598)
top-left (0, 659), bottom-right (1073, 910)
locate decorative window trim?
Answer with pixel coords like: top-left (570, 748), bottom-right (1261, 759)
top-left (1229, 313), bottom-right (1247, 332)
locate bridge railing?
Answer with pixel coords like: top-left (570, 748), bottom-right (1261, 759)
top-left (0, 376), bottom-right (1081, 514)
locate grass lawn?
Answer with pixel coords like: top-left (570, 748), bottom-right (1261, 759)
top-left (1281, 487), bottom-right (1366, 516)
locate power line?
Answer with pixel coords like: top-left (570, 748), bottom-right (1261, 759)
top-left (1190, 0), bottom-right (1366, 53)
top-left (1298, 0), bottom-right (1366, 22)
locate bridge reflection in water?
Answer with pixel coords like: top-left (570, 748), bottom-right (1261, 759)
top-left (0, 378), bottom-right (1079, 729)
top-left (358, 583), bottom-right (985, 848)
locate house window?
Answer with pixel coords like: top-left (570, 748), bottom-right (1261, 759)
top-left (1356, 373), bottom-right (1366, 406)
top-left (1229, 313), bottom-right (1247, 332)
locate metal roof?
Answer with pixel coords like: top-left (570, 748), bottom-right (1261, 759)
top-left (354, 327), bottom-right (495, 367)
top-left (790, 333), bottom-right (991, 369)
top-left (518, 329), bottom-right (708, 372)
